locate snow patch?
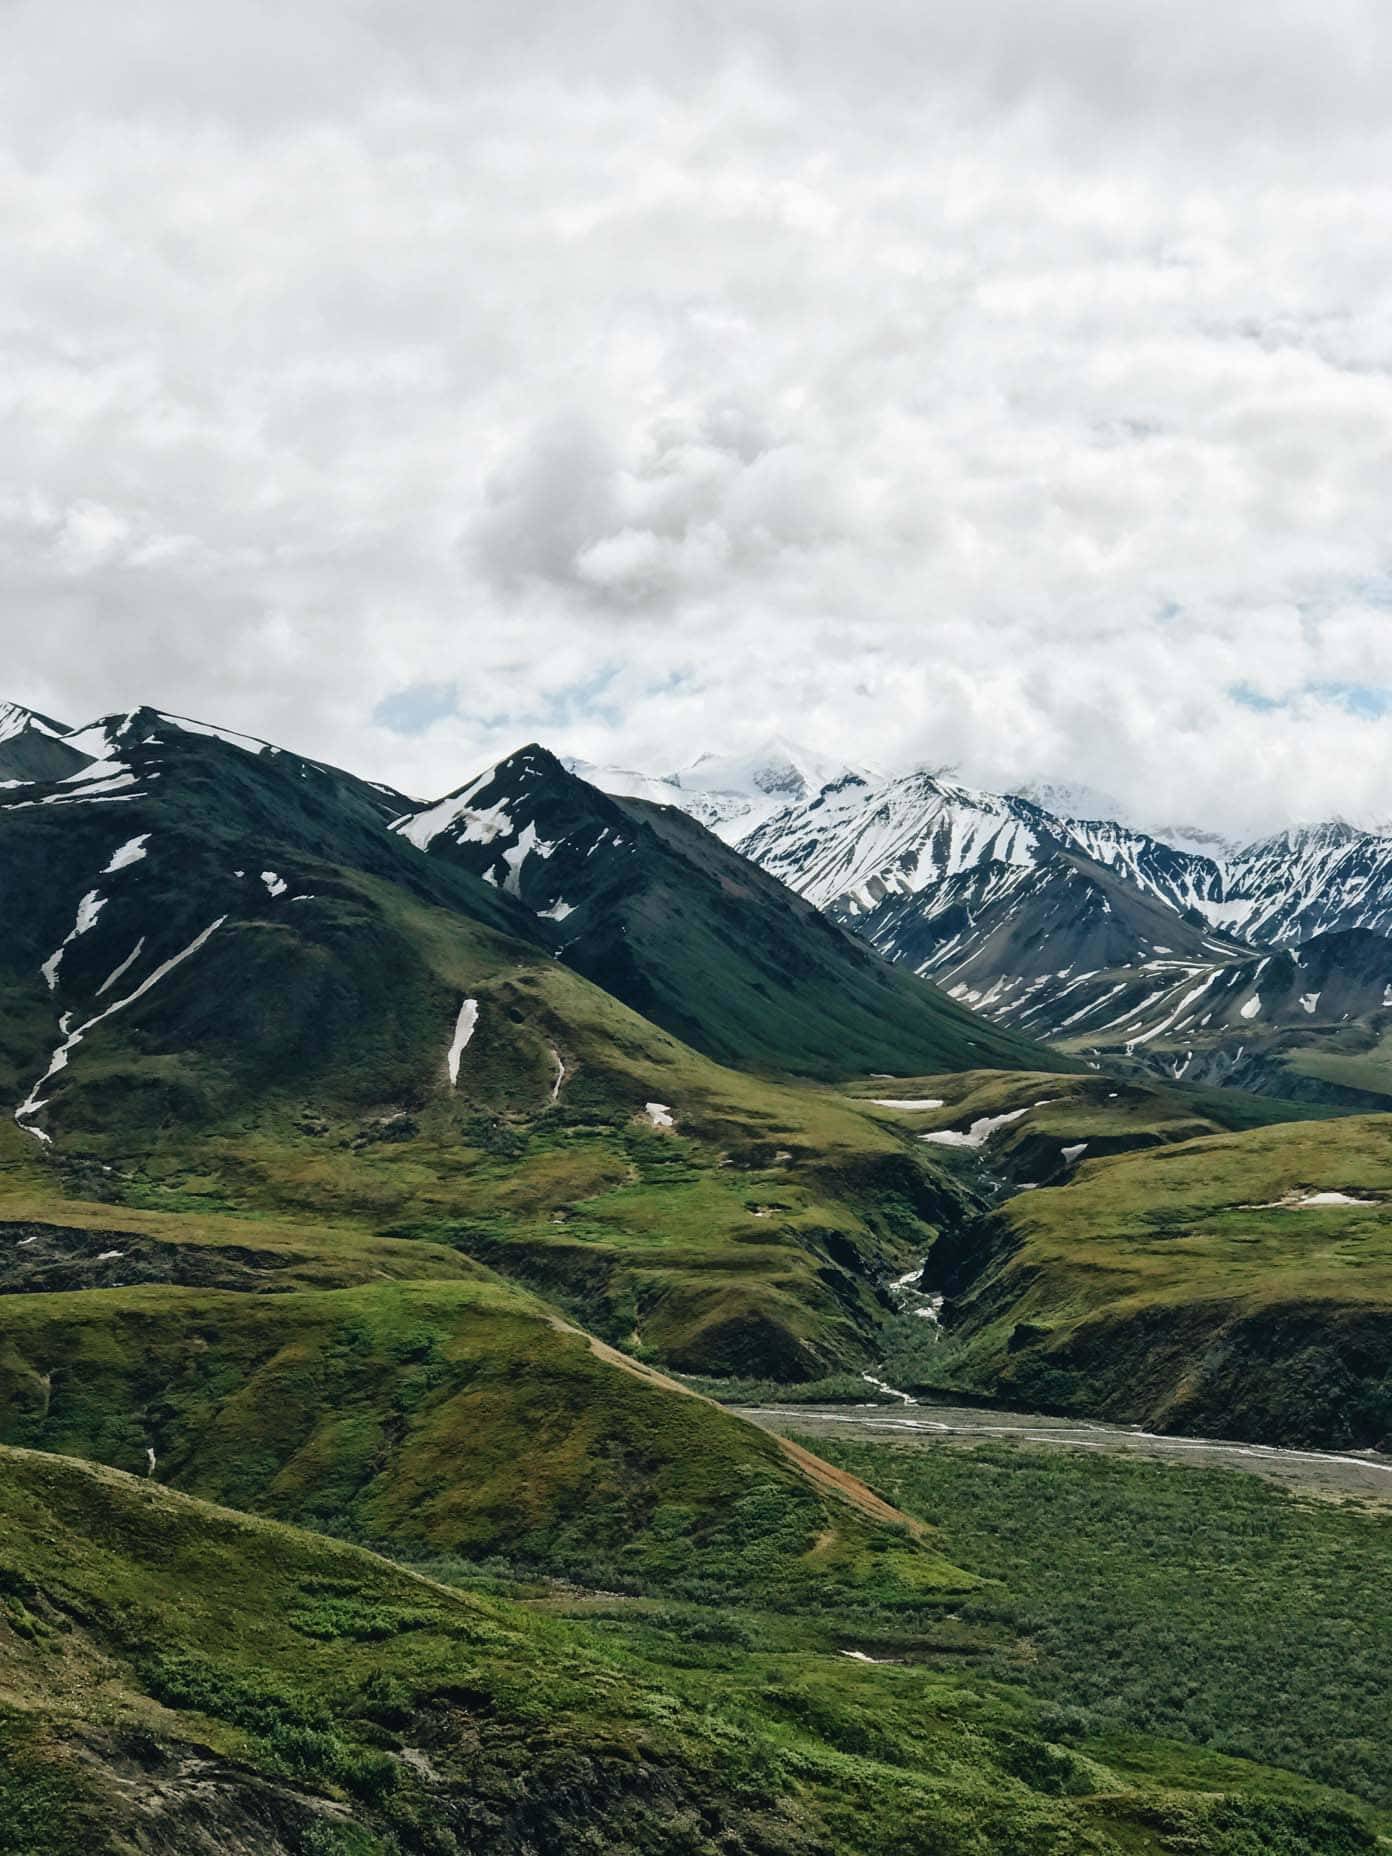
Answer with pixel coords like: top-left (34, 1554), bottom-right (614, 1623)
top-left (260, 871), bottom-right (288, 898)
top-left (97, 937), bottom-right (146, 997)
top-left (1239, 994), bottom-right (1262, 1020)
top-left (870, 1096), bottom-right (946, 1110)
top-left (446, 999), bottom-right (479, 1087)
top-left (920, 1106), bottom-right (1030, 1149)
top-left (1061, 1142), bottom-right (1089, 1166)
top-left (16, 917), bottom-right (226, 1143)
top-left (102, 833), bottom-right (149, 873)
top-left (643, 1101), bottom-right (675, 1129)
top-left (1294, 1191), bottom-right (1379, 1208)
top-left (40, 889), bottom-right (107, 990)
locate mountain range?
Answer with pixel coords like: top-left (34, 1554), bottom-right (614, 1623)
top-left (5, 697), bottom-right (1392, 1853)
top-left (579, 740), bottom-right (1392, 1106)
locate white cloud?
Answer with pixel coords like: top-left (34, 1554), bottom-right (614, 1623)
top-left (2, 1), bottom-right (1392, 833)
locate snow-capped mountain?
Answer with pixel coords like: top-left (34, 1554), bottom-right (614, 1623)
top-left (590, 743), bottom-right (1392, 1102)
top-left (389, 742), bottom-right (1059, 1079)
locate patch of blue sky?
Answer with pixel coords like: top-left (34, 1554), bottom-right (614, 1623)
top-left (1228, 680), bottom-right (1392, 719)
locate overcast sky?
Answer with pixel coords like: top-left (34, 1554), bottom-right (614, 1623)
top-left (5, 0), bottom-right (1392, 833)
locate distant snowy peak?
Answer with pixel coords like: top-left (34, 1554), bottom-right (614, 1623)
top-left (577, 735), bottom-right (869, 843)
top-left (0, 701), bottom-right (91, 785)
top-left (0, 702), bottom-right (69, 744)
top-left (1010, 777), bottom-right (1127, 823)
top-left (675, 736), bottom-right (867, 804)
top-left (562, 758), bottom-right (683, 809)
top-left (741, 767), bottom-right (1043, 914)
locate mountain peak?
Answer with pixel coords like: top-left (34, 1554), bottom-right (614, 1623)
top-left (0, 701), bottom-right (70, 743)
top-left (0, 702), bottom-right (91, 784)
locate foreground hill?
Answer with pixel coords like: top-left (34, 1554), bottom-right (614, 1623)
top-left (0, 1182), bottom-right (942, 1596)
top-left (392, 745), bottom-right (1069, 1080)
top-left (1, 1443), bottom-right (1380, 1856)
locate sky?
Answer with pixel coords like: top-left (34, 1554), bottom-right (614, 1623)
top-left (4, 0), bottom-right (1392, 834)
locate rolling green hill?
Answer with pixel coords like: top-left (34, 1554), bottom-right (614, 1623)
top-left (915, 1112), bottom-right (1392, 1448)
top-left (0, 1443), bottom-right (1380, 1856)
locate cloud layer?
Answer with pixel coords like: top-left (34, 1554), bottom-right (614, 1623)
top-left (4, 0), bottom-right (1392, 833)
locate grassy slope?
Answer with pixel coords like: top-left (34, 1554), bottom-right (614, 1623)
top-left (6, 866), bottom-right (986, 1380)
top-left (807, 1435), bottom-right (1392, 1815)
top-left (0, 1183), bottom-right (955, 1603)
top-left (0, 1446), bottom-right (1380, 1856)
top-left (916, 1113), bottom-right (1392, 1446)
top-left (836, 1067), bottom-right (1337, 1193)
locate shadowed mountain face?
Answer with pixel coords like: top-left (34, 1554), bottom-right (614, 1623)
top-left (0, 702), bottom-right (92, 783)
top-left (0, 707), bottom-right (556, 1143)
top-left (390, 743), bottom-right (1077, 1080)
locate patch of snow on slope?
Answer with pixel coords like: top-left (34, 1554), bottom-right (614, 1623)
top-left (101, 833), bottom-right (149, 873)
top-left (40, 889), bottom-right (107, 990)
top-left (446, 999), bottom-right (479, 1087)
top-left (871, 1096), bottom-right (946, 1109)
top-left (260, 871), bottom-right (287, 898)
top-left (500, 821), bottom-right (557, 894)
top-left (644, 1102), bottom-right (674, 1129)
top-left (16, 917), bottom-right (226, 1143)
top-left (96, 938), bottom-right (145, 997)
top-left (1240, 994), bottom-right (1262, 1020)
top-left (1300, 992), bottom-right (1320, 1014)
top-left (538, 898), bottom-right (575, 922)
top-left (1294, 1191), bottom-right (1378, 1208)
top-left (919, 1106), bottom-right (1031, 1148)
top-left (1061, 1142), bottom-right (1089, 1165)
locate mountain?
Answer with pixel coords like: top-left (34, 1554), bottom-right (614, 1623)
top-left (599, 750), bottom-right (1392, 1101)
top-left (392, 743), bottom-right (1073, 1081)
top-left (0, 705), bottom-right (556, 1145)
top-left (0, 701), bottom-right (91, 783)
top-left (0, 702), bottom-right (1035, 1384)
top-left (1213, 822), bottom-right (1392, 943)
top-left (860, 848), bottom-right (1241, 1025)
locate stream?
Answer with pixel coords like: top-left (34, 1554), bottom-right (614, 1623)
top-left (735, 1399), bottom-right (1392, 1505)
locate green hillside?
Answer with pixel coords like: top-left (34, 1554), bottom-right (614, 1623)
top-left (0, 1445), bottom-right (1379, 1856)
top-left (915, 1112), bottom-right (1392, 1447)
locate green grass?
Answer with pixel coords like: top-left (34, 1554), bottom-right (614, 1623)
top-left (803, 1436), bottom-right (1392, 1813)
top-left (0, 1262), bottom-right (965, 1604)
top-left (0, 1445), bottom-right (1381, 1855)
top-left (916, 1113), bottom-right (1392, 1446)
top-left (3, 884), bottom-right (988, 1381)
